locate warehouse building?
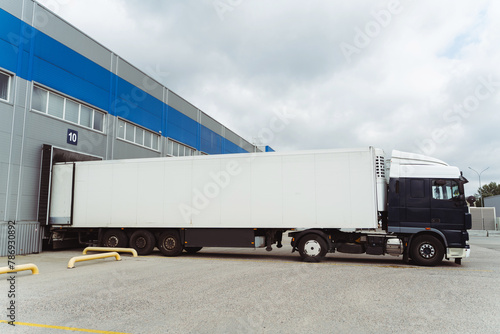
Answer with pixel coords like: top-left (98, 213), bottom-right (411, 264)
top-left (0, 0), bottom-right (273, 255)
top-left (484, 195), bottom-right (500, 230)
top-left (484, 195), bottom-right (500, 215)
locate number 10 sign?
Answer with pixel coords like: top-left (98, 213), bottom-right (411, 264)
top-left (67, 129), bottom-right (78, 146)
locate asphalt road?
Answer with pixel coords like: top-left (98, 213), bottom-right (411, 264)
top-left (468, 235), bottom-right (500, 251)
top-left (1, 236), bottom-right (499, 334)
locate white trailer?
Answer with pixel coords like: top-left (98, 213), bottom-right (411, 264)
top-left (47, 147), bottom-right (471, 265)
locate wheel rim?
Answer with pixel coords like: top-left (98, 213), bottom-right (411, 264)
top-left (164, 237), bottom-right (176, 250)
top-left (419, 243), bottom-right (436, 259)
top-left (107, 236), bottom-right (118, 247)
top-left (304, 240), bottom-right (322, 257)
top-left (135, 237), bottom-right (146, 249)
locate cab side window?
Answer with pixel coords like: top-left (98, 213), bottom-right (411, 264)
top-left (432, 180), bottom-right (459, 200)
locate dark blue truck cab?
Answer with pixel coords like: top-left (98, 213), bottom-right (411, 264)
top-left (386, 151), bottom-right (471, 265)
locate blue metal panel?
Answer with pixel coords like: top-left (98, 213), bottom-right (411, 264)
top-left (114, 76), bottom-right (162, 133)
top-left (200, 125), bottom-right (224, 155)
top-left (15, 22), bottom-right (28, 80)
top-left (224, 138), bottom-right (247, 154)
top-left (265, 146), bottom-right (275, 152)
top-left (32, 56), bottom-right (110, 111)
top-left (0, 37), bottom-right (19, 73)
top-left (166, 105), bottom-right (198, 149)
top-left (31, 30), bottom-right (111, 111)
top-left (116, 76), bottom-right (163, 114)
top-left (0, 9), bottom-right (21, 43)
top-left (0, 9), bottom-right (23, 74)
top-left (109, 69), bottom-right (119, 119)
top-left (17, 48), bottom-right (30, 80)
top-left (33, 31), bottom-right (110, 91)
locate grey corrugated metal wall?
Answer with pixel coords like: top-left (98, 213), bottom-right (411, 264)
top-left (484, 195), bottom-right (500, 218)
top-left (0, 221), bottom-right (42, 256)
top-left (469, 207), bottom-right (496, 230)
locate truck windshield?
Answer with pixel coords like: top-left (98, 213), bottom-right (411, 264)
top-left (432, 180), bottom-right (460, 200)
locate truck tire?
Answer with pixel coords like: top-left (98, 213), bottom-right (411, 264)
top-left (298, 234), bottom-right (328, 262)
top-left (101, 229), bottom-right (128, 248)
top-left (184, 247), bottom-right (203, 254)
top-left (157, 231), bottom-right (182, 257)
top-left (410, 235), bottom-right (444, 266)
top-left (130, 230), bottom-right (156, 255)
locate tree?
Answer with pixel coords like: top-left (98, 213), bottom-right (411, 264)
top-left (474, 182), bottom-right (500, 207)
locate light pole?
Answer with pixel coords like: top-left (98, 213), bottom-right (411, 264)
top-left (469, 166), bottom-right (489, 231)
top-left (468, 167), bottom-right (489, 207)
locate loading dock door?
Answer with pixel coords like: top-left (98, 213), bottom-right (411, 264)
top-left (37, 144), bottom-right (101, 225)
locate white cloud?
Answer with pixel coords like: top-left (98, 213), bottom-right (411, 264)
top-left (35, 0), bottom-right (500, 195)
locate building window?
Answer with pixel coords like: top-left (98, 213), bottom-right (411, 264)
top-left (94, 112), bottom-right (104, 132)
top-left (0, 71), bottom-right (11, 102)
top-left (167, 139), bottom-right (196, 157)
top-left (117, 119), bottom-right (160, 151)
top-left (32, 85), bottom-right (105, 132)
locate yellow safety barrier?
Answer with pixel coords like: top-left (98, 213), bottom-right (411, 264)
top-left (0, 263), bottom-right (39, 275)
top-left (67, 252), bottom-right (121, 269)
top-left (82, 247), bottom-right (138, 257)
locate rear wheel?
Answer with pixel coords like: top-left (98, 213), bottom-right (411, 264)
top-left (101, 229), bottom-right (128, 248)
top-left (298, 234), bottom-right (328, 262)
top-left (410, 235), bottom-right (444, 266)
top-left (157, 231), bottom-right (182, 257)
top-left (129, 230), bottom-right (156, 255)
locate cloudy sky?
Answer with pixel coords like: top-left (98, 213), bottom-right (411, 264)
top-left (36, 0), bottom-right (499, 195)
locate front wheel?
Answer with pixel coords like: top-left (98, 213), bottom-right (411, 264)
top-left (410, 235), bottom-right (444, 266)
top-left (298, 234), bottom-right (328, 262)
top-left (157, 231), bottom-right (182, 257)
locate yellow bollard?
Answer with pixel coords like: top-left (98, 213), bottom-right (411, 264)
top-left (82, 247), bottom-right (138, 257)
top-left (67, 252), bottom-right (121, 269)
top-left (0, 263), bottom-right (39, 275)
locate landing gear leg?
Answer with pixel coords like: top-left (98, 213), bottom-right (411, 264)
top-left (276, 231), bottom-right (283, 248)
top-left (266, 231), bottom-right (273, 251)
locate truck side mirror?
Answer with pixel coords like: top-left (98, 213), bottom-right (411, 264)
top-left (466, 196), bottom-right (476, 206)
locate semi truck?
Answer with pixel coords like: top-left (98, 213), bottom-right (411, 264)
top-left (45, 147), bottom-right (471, 266)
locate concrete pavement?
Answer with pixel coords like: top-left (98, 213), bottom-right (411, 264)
top-left (0, 236), bottom-right (499, 334)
